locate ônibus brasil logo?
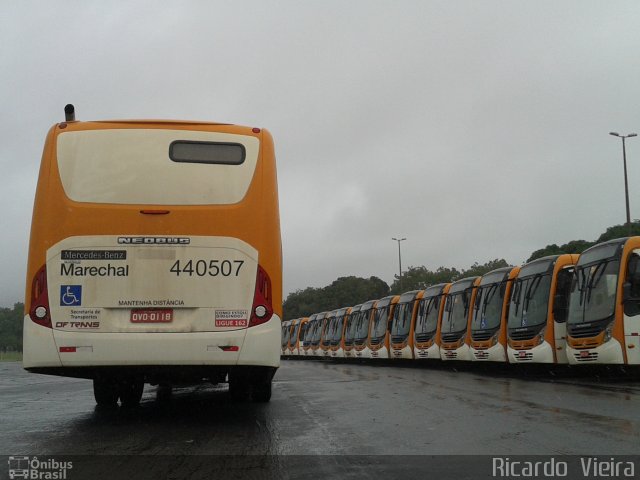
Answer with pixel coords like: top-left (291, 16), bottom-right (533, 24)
top-left (8, 456), bottom-right (72, 479)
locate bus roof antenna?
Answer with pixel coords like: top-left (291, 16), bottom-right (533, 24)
top-left (64, 104), bottom-right (75, 122)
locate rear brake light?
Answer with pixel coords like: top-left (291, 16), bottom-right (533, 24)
top-left (30, 265), bottom-right (51, 328)
top-left (249, 265), bottom-right (273, 327)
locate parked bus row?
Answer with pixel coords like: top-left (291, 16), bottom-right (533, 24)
top-left (281, 237), bottom-right (640, 365)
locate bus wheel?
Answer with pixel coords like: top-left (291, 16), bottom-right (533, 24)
top-left (228, 374), bottom-right (251, 402)
top-left (119, 379), bottom-right (144, 407)
top-left (252, 379), bottom-right (272, 403)
top-left (93, 378), bottom-right (119, 407)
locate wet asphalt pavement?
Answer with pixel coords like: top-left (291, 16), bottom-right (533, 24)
top-left (1, 359), bottom-right (639, 478)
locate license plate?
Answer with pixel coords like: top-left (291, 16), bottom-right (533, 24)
top-left (519, 351), bottom-right (526, 358)
top-left (130, 309), bottom-right (173, 323)
top-left (580, 350), bottom-right (590, 358)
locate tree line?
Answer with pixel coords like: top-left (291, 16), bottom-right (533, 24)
top-left (0, 303), bottom-right (23, 352)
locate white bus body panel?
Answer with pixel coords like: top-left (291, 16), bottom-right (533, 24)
top-left (24, 314), bottom-right (280, 368)
top-left (507, 341), bottom-right (554, 363)
top-left (470, 343), bottom-right (507, 362)
top-left (391, 345), bottom-right (413, 359)
top-left (566, 338), bottom-right (624, 365)
top-left (355, 346), bottom-right (371, 359)
top-left (369, 346), bottom-right (389, 359)
top-left (330, 347), bottom-right (345, 358)
top-left (553, 322), bottom-right (569, 363)
top-left (624, 313), bottom-right (640, 365)
top-left (23, 319), bottom-right (62, 368)
top-left (441, 344), bottom-right (471, 361)
top-left (414, 343), bottom-right (440, 360)
top-left (343, 348), bottom-right (356, 358)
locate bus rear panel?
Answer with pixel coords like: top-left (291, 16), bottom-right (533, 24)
top-left (24, 113), bottom-right (282, 403)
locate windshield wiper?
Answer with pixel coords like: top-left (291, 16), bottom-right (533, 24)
top-left (483, 285), bottom-right (498, 313)
top-left (512, 280), bottom-right (522, 316)
top-left (586, 260), bottom-right (608, 303)
top-left (523, 275), bottom-right (541, 311)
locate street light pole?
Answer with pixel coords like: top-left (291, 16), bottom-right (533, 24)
top-left (609, 132), bottom-right (637, 231)
top-left (392, 237), bottom-right (406, 291)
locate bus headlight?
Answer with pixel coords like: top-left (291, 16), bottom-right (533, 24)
top-left (490, 331), bottom-right (500, 347)
top-left (603, 322), bottom-right (613, 343)
top-left (537, 327), bottom-right (546, 346)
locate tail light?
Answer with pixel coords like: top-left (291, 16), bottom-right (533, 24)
top-left (249, 265), bottom-right (273, 327)
top-left (30, 265), bottom-right (52, 328)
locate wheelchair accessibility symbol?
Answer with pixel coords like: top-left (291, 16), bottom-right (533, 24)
top-left (60, 285), bottom-right (82, 306)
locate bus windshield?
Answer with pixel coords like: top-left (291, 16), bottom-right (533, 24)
top-left (371, 307), bottom-right (389, 340)
top-left (508, 274), bottom-right (551, 328)
top-left (568, 259), bottom-right (620, 325)
top-left (441, 291), bottom-right (471, 333)
top-left (289, 322), bottom-right (301, 346)
top-left (354, 310), bottom-right (372, 341)
top-left (281, 324), bottom-right (290, 347)
top-left (415, 296), bottom-right (440, 336)
top-left (344, 314), bottom-right (359, 343)
top-left (331, 314), bottom-right (346, 343)
top-left (471, 282), bottom-right (505, 331)
top-left (311, 320), bottom-right (324, 344)
top-left (391, 302), bottom-right (413, 337)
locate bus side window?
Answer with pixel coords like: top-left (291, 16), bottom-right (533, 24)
top-left (623, 252), bottom-right (640, 317)
top-left (553, 267), bottom-right (573, 323)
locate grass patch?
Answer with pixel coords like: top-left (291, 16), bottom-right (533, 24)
top-left (0, 351), bottom-right (22, 362)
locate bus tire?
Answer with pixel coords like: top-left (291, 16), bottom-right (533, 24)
top-left (119, 379), bottom-right (144, 407)
top-left (93, 378), bottom-right (119, 407)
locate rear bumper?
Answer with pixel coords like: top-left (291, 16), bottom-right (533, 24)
top-left (23, 314), bottom-right (281, 371)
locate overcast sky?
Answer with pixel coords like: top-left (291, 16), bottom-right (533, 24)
top-left (2, 1), bottom-right (639, 307)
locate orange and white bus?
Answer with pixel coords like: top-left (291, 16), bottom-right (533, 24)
top-left (301, 313), bottom-right (320, 356)
top-left (319, 310), bottom-right (337, 357)
top-left (389, 290), bottom-right (424, 359)
top-left (368, 295), bottom-right (399, 359)
top-left (469, 267), bottom-right (519, 362)
top-left (329, 307), bottom-right (351, 358)
top-left (287, 317), bottom-right (307, 356)
top-left (566, 237), bottom-right (640, 365)
top-left (309, 311), bottom-right (328, 357)
top-left (413, 283), bottom-right (451, 360)
top-left (281, 320), bottom-right (293, 356)
top-left (507, 254), bottom-right (577, 364)
top-left (343, 304), bottom-right (362, 358)
top-left (23, 106), bottom-right (282, 405)
top-left (440, 277), bottom-right (480, 361)
top-left (354, 300), bottom-right (377, 359)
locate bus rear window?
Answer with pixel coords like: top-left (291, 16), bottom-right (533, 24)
top-left (169, 141), bottom-right (245, 165)
top-left (56, 129), bottom-right (259, 205)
